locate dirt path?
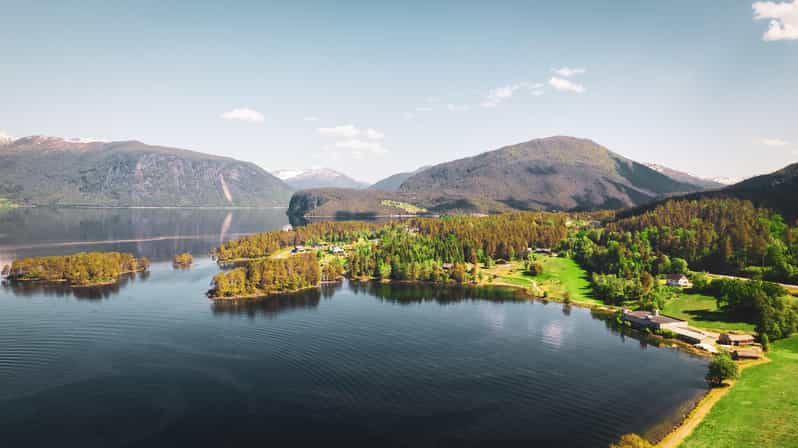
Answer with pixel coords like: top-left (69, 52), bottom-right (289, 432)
top-left (656, 357), bottom-right (771, 448)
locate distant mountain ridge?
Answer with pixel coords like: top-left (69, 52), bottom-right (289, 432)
top-left (289, 136), bottom-right (721, 218)
top-left (643, 163), bottom-right (723, 190)
top-left (396, 136), bottom-right (713, 210)
top-left (369, 166), bottom-right (431, 191)
top-left (0, 136), bottom-right (293, 207)
top-left (274, 168), bottom-right (368, 190)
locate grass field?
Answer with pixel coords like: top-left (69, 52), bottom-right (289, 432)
top-left (680, 335), bottom-right (798, 448)
top-left (495, 257), bottom-right (601, 306)
top-left (662, 293), bottom-right (757, 333)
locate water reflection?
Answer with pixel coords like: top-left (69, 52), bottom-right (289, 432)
top-left (0, 272), bottom-right (147, 300)
top-left (0, 207), bottom-right (288, 262)
top-left (211, 287), bottom-right (325, 318)
top-left (350, 280), bottom-right (529, 304)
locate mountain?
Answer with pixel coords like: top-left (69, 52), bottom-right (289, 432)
top-left (617, 162), bottom-right (798, 222)
top-left (709, 176), bottom-right (745, 186)
top-left (274, 168), bottom-right (368, 190)
top-left (714, 163), bottom-right (798, 221)
top-left (397, 136), bottom-right (714, 211)
top-left (0, 136), bottom-right (293, 207)
top-left (643, 163), bottom-right (723, 190)
top-left (288, 136), bottom-right (720, 218)
top-left (369, 166), bottom-right (431, 191)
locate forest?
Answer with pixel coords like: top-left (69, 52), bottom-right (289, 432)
top-left (213, 221), bottom-right (383, 261)
top-left (559, 198), bottom-right (798, 340)
top-left (209, 198), bottom-right (798, 340)
top-left (3, 252), bottom-right (150, 286)
top-left (209, 253), bottom-right (321, 298)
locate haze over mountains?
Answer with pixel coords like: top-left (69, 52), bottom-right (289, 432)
top-left (273, 168), bottom-right (368, 190)
top-left (290, 136), bottom-right (731, 218)
top-left (3, 133), bottom-right (792, 219)
top-left (0, 136), bottom-right (292, 207)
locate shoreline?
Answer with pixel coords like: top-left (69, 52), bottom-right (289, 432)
top-left (208, 284), bottom-right (319, 300)
top-left (5, 268), bottom-right (147, 288)
top-left (655, 357), bottom-right (771, 448)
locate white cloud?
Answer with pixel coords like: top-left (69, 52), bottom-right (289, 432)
top-left (761, 138), bottom-right (790, 146)
top-left (554, 67), bottom-right (586, 77)
top-left (318, 124), bottom-right (360, 138)
top-left (0, 130), bottom-right (15, 144)
top-left (365, 128), bottom-right (384, 140)
top-left (317, 124), bottom-right (388, 157)
top-left (481, 82), bottom-right (544, 108)
top-left (415, 106), bottom-right (433, 112)
top-left (446, 103), bottom-right (470, 112)
top-left (220, 107), bottom-right (265, 123)
top-left (549, 77), bottom-right (585, 93)
top-left (335, 139), bottom-right (388, 154)
top-left (303, 116), bottom-right (318, 122)
top-left (753, 0), bottom-right (798, 41)
top-left (317, 124), bottom-right (385, 140)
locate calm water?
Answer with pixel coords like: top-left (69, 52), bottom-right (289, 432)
top-left (0, 208), bottom-right (708, 447)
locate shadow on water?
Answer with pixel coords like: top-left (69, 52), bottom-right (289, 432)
top-left (209, 284), bottom-right (345, 318)
top-left (0, 271), bottom-right (148, 300)
top-left (349, 280), bottom-right (529, 304)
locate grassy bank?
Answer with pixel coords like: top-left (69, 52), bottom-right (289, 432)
top-left (662, 293), bottom-right (757, 333)
top-left (492, 257), bottom-right (602, 306)
top-left (679, 335), bottom-right (798, 448)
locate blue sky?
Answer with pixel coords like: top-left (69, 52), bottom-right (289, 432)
top-left (2, 0), bottom-right (796, 182)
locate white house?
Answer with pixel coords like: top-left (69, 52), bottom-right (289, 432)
top-left (666, 274), bottom-right (690, 287)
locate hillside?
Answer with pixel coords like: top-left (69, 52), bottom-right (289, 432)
top-left (720, 163), bottom-right (798, 221)
top-left (0, 136), bottom-right (293, 207)
top-left (274, 168), bottom-right (368, 190)
top-left (643, 163), bottom-right (723, 190)
top-left (619, 162), bottom-right (798, 222)
top-left (288, 136), bottom-right (720, 218)
top-left (369, 166), bottom-right (430, 192)
top-left (397, 136), bottom-right (712, 211)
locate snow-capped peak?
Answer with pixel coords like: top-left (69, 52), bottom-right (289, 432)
top-left (709, 176), bottom-right (742, 186)
top-left (0, 131), bottom-right (16, 145)
top-left (273, 169), bottom-right (309, 180)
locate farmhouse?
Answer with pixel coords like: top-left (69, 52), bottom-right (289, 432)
top-left (732, 348), bottom-right (762, 360)
top-left (329, 246), bottom-right (345, 254)
top-left (622, 309), bottom-right (688, 331)
top-left (621, 309), bottom-right (715, 344)
top-left (291, 246), bottom-right (306, 254)
top-left (666, 274), bottom-right (690, 287)
top-left (718, 333), bottom-right (755, 346)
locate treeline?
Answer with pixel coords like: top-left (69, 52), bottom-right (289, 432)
top-left (606, 198), bottom-right (797, 282)
top-left (409, 212), bottom-right (569, 262)
top-left (4, 252), bottom-right (150, 286)
top-left (210, 253), bottom-right (321, 298)
top-left (346, 212), bottom-right (568, 284)
top-left (692, 275), bottom-right (797, 341)
top-left (213, 221), bottom-right (382, 261)
top-left (559, 197), bottom-right (798, 339)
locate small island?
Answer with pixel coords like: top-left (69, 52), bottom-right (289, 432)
top-left (4, 252), bottom-right (150, 286)
top-left (172, 252), bottom-right (193, 268)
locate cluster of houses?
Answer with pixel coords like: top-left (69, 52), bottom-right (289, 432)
top-left (621, 309), bottom-right (761, 359)
top-left (290, 244), bottom-right (346, 255)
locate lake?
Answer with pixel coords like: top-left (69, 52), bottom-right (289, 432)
top-left (0, 208), bottom-right (708, 447)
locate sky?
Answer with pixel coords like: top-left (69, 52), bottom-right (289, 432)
top-left (1, 0), bottom-right (796, 183)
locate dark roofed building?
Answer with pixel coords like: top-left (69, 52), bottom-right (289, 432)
top-left (718, 333), bottom-right (755, 346)
top-left (622, 309), bottom-right (688, 331)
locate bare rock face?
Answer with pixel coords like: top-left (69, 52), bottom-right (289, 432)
top-left (0, 137), bottom-right (293, 207)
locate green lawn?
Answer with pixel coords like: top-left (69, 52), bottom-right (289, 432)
top-left (681, 335), bottom-right (798, 448)
top-left (498, 257), bottom-right (601, 305)
top-left (663, 293), bottom-right (757, 333)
